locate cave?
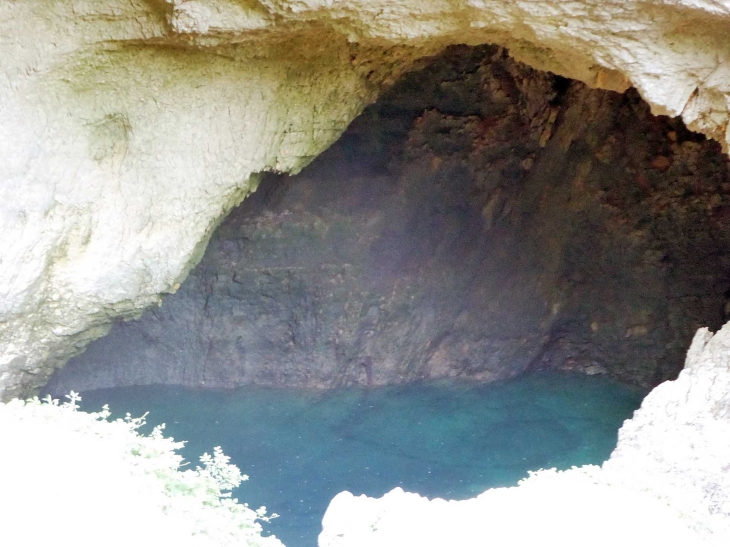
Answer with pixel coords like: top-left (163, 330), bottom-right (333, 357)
top-left (38, 44), bottom-right (730, 546)
top-left (47, 44), bottom-right (730, 393)
top-left (3, 2), bottom-right (730, 546)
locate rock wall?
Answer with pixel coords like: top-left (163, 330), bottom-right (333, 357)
top-left (4, 0), bottom-right (730, 399)
top-left (47, 45), bottom-right (730, 393)
top-left (0, 1), bottom-right (396, 400)
top-left (318, 322), bottom-right (730, 546)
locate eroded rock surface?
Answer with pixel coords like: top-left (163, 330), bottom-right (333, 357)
top-left (603, 324), bottom-right (730, 538)
top-left (4, 0), bottom-right (730, 399)
top-left (47, 46), bottom-right (730, 392)
top-left (318, 323), bottom-right (730, 546)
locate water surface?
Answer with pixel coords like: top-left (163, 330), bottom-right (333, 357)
top-left (79, 371), bottom-right (645, 547)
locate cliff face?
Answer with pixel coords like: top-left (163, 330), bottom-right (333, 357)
top-left (318, 323), bottom-right (730, 546)
top-left (4, 1), bottom-right (730, 399)
top-left (47, 45), bottom-right (730, 393)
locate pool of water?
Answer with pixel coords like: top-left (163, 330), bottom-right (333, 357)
top-left (78, 371), bottom-right (645, 547)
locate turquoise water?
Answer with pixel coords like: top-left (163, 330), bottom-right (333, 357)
top-left (78, 371), bottom-right (645, 547)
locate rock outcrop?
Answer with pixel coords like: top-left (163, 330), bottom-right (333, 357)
top-left (318, 322), bottom-right (730, 546)
top-left (603, 324), bottom-right (730, 538)
top-left (47, 45), bottom-right (730, 393)
top-left (3, 1), bottom-right (730, 399)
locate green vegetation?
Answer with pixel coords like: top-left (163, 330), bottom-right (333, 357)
top-left (0, 392), bottom-right (283, 547)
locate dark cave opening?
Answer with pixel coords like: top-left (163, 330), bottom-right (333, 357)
top-left (46, 44), bottom-right (730, 395)
top-left (39, 42), bottom-right (730, 547)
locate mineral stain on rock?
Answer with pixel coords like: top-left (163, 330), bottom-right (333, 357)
top-left (360, 356), bottom-right (374, 386)
top-left (46, 45), bottom-right (730, 395)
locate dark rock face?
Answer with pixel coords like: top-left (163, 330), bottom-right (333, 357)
top-left (46, 45), bottom-right (730, 394)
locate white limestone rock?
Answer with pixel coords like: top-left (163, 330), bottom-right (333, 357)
top-left (319, 473), bottom-right (712, 547)
top-left (3, 0), bottom-right (730, 399)
top-left (603, 323), bottom-right (730, 539)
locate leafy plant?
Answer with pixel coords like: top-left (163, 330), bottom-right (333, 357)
top-left (1, 391), bottom-right (282, 547)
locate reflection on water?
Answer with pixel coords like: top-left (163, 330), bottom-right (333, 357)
top-left (79, 371), bottom-right (645, 547)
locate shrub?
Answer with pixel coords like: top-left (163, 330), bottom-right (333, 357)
top-left (0, 392), bottom-right (283, 547)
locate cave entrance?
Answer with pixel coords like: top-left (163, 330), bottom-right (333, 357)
top-left (45, 44), bottom-right (730, 546)
top-left (49, 44), bottom-right (730, 392)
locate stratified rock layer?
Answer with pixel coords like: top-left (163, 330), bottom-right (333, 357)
top-left (4, 0), bottom-right (730, 399)
top-left (318, 323), bottom-right (730, 546)
top-left (47, 46), bottom-right (730, 392)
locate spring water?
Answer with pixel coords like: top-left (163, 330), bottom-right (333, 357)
top-left (79, 371), bottom-right (645, 547)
